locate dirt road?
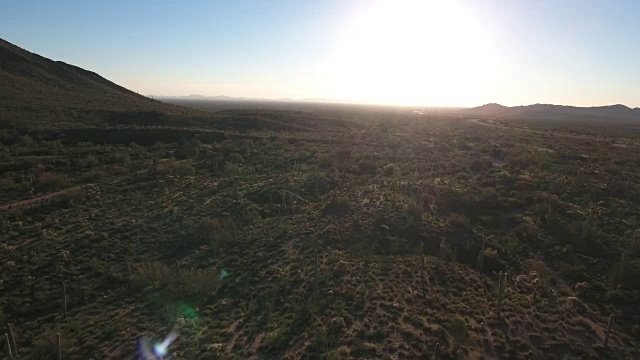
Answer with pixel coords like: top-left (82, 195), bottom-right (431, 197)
top-left (0, 185), bottom-right (87, 211)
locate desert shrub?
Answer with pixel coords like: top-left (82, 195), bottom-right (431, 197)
top-left (447, 317), bottom-right (470, 351)
top-left (220, 139), bottom-right (238, 152)
top-left (31, 326), bottom-right (76, 359)
top-left (79, 155), bottom-right (100, 168)
top-left (132, 262), bottom-right (220, 301)
top-left (447, 213), bottom-right (470, 229)
top-left (112, 151), bottom-right (130, 164)
top-left (132, 262), bottom-right (171, 288)
top-left (499, 236), bottom-right (521, 258)
top-left (322, 197), bottom-right (351, 217)
top-left (469, 157), bottom-right (492, 173)
top-left (383, 163), bottom-right (398, 176)
top-left (229, 153), bottom-right (244, 163)
top-left (156, 159), bottom-right (176, 175)
top-left (420, 193), bottom-right (436, 208)
top-left (80, 169), bottom-right (103, 182)
top-left (301, 174), bottom-right (337, 196)
top-left (195, 217), bottom-right (233, 251)
top-left (175, 141), bottom-right (200, 159)
top-left (334, 146), bottom-right (352, 160)
top-left (523, 258), bottom-right (554, 286)
top-left (481, 247), bottom-right (504, 272)
top-left (223, 161), bottom-right (240, 176)
top-left (21, 135), bottom-right (35, 146)
top-left (605, 178), bottom-right (628, 198)
top-left (61, 189), bottom-right (85, 207)
top-left (0, 177), bottom-right (16, 191)
top-left (318, 155), bottom-right (334, 169)
top-left (357, 159), bottom-right (377, 174)
top-left (166, 268), bottom-right (220, 300)
top-left (206, 151), bottom-right (225, 166)
top-left (35, 172), bottom-right (70, 191)
top-left (293, 149), bottom-right (314, 162)
top-left (506, 152), bottom-right (540, 169)
top-left (407, 203), bottom-right (423, 219)
top-left (108, 165), bottom-right (128, 176)
top-left (173, 162), bottom-right (195, 177)
top-left (238, 139), bottom-right (255, 154)
top-left (197, 217), bottom-right (223, 240)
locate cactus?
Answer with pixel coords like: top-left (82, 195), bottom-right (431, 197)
top-left (477, 236), bottom-right (486, 271)
top-left (57, 333), bottom-right (62, 360)
top-left (62, 283), bottom-right (67, 317)
top-left (421, 254), bottom-right (426, 283)
top-left (505, 266), bottom-right (512, 285)
top-left (7, 323), bottom-right (17, 358)
top-left (546, 204), bottom-right (551, 221)
top-left (282, 190), bottom-right (286, 212)
top-left (314, 249), bottom-right (319, 296)
top-left (604, 314), bottom-right (613, 348)
top-left (497, 271), bottom-right (506, 317)
top-left (136, 229), bottom-right (141, 256)
top-left (439, 238), bottom-right (446, 260)
top-left (4, 333), bottom-right (14, 360)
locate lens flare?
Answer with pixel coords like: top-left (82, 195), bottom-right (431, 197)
top-left (138, 328), bottom-right (179, 359)
top-left (219, 269), bottom-right (229, 280)
top-left (153, 329), bottom-right (179, 357)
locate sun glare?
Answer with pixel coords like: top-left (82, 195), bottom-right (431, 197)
top-left (328, 0), bottom-right (499, 106)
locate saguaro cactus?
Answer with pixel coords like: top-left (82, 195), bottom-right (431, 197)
top-left (62, 283), bottom-right (67, 317)
top-left (7, 323), bottom-right (17, 358)
top-left (477, 236), bottom-right (486, 271)
top-left (57, 333), bottom-right (62, 360)
top-left (314, 249), bottom-right (319, 296)
top-left (4, 333), bottom-right (14, 360)
top-left (497, 271), bottom-right (506, 317)
top-left (604, 314), bottom-right (613, 348)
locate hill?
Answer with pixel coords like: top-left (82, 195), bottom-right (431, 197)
top-left (467, 103), bottom-right (640, 121)
top-left (0, 38), bottom-right (360, 132)
top-left (0, 38), bottom-right (205, 128)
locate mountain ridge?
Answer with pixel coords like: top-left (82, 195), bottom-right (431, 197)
top-left (152, 94), bottom-right (350, 104)
top-left (0, 37), bottom-right (206, 128)
top-left (467, 102), bottom-right (640, 120)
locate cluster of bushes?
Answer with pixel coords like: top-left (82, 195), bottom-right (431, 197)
top-left (35, 172), bottom-right (71, 191)
top-left (192, 217), bottom-right (236, 251)
top-left (131, 262), bottom-right (220, 301)
top-left (155, 159), bottom-right (196, 177)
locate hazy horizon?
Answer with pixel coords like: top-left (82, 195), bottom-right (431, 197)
top-left (2, 0), bottom-right (639, 108)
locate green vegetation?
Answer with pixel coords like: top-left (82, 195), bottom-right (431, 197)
top-left (3, 98), bottom-right (640, 358)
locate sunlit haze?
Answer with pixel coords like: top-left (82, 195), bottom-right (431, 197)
top-left (2, 0), bottom-right (639, 107)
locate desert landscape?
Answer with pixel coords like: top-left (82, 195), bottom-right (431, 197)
top-left (2, 34), bottom-right (640, 359)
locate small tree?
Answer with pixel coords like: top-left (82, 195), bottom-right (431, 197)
top-left (447, 317), bottom-right (470, 352)
top-left (173, 162), bottom-right (195, 177)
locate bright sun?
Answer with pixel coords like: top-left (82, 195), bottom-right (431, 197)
top-left (328, 0), bottom-right (499, 106)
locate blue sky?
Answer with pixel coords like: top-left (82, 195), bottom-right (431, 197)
top-left (1, 0), bottom-right (639, 107)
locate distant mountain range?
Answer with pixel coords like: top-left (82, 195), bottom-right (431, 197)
top-left (152, 94), bottom-right (348, 104)
top-left (467, 103), bottom-right (640, 121)
top-left (4, 35), bottom-right (639, 128)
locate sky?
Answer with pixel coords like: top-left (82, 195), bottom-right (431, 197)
top-left (1, 0), bottom-right (639, 107)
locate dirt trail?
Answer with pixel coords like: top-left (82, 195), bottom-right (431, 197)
top-left (0, 185), bottom-right (91, 211)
